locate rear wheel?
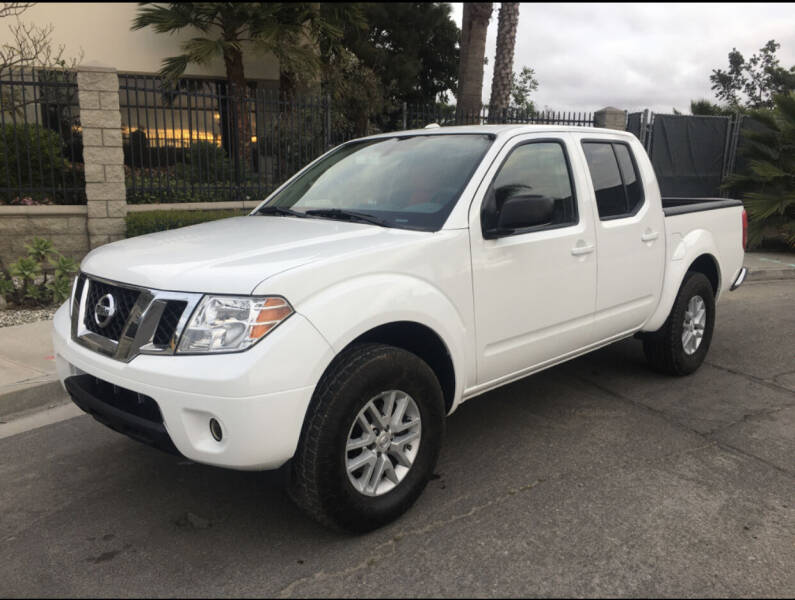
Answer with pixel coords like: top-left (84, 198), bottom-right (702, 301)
top-left (287, 343), bottom-right (445, 532)
top-left (643, 271), bottom-right (716, 376)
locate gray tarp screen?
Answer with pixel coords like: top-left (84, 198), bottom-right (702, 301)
top-left (626, 112), bottom-right (643, 141)
top-left (649, 115), bottom-right (730, 197)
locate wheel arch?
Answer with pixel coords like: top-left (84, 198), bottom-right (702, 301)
top-left (643, 227), bottom-right (723, 333)
top-left (344, 321), bottom-right (456, 415)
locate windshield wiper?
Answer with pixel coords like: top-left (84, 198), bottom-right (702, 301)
top-left (255, 205), bottom-right (308, 218)
top-left (304, 208), bottom-right (393, 228)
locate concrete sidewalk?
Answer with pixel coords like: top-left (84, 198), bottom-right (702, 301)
top-left (0, 250), bottom-right (793, 420)
top-left (0, 319), bottom-right (65, 420)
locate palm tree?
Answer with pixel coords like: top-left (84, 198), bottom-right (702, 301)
top-left (456, 2), bottom-right (492, 123)
top-left (488, 2), bottom-right (519, 123)
top-left (723, 92), bottom-right (795, 249)
top-left (132, 3), bottom-right (335, 176)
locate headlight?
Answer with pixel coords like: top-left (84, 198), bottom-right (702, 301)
top-left (177, 295), bottom-right (293, 354)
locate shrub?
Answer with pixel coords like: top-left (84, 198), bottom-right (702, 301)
top-left (175, 140), bottom-right (232, 182)
top-left (723, 92), bottom-right (795, 249)
top-left (0, 236), bottom-right (79, 307)
top-left (125, 167), bottom-right (270, 204)
top-left (0, 123), bottom-right (85, 205)
top-left (126, 209), bottom-right (247, 237)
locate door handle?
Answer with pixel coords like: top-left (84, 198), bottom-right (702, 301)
top-left (571, 243), bottom-right (594, 256)
top-left (641, 230), bottom-right (659, 242)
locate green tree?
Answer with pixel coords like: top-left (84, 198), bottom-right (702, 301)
top-left (335, 2), bottom-right (459, 128)
top-left (723, 92), bottom-right (795, 249)
top-left (710, 40), bottom-right (795, 110)
top-left (690, 99), bottom-right (734, 116)
top-left (509, 65), bottom-right (538, 113)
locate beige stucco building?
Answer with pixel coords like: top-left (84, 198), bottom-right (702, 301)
top-left (1, 2), bottom-right (280, 82)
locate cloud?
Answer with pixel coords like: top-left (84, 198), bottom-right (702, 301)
top-left (450, 2), bottom-right (795, 113)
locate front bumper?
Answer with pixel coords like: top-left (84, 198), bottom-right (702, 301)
top-left (52, 303), bottom-right (334, 470)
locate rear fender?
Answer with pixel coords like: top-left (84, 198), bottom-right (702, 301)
top-left (642, 228), bottom-right (721, 332)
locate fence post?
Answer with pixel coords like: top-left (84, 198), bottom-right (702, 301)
top-left (402, 102), bottom-right (407, 130)
top-left (77, 62), bottom-right (126, 249)
top-left (325, 94), bottom-right (331, 148)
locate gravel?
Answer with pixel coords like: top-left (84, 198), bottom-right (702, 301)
top-left (0, 307), bottom-right (59, 328)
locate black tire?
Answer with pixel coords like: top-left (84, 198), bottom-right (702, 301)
top-left (287, 343), bottom-right (445, 533)
top-left (643, 271), bottom-right (716, 376)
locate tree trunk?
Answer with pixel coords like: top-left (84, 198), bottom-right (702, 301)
top-left (223, 47), bottom-right (251, 184)
top-left (488, 2), bottom-right (519, 123)
top-left (457, 2), bottom-right (492, 124)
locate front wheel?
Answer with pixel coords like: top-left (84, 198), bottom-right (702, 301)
top-left (643, 271), bottom-right (716, 376)
top-left (287, 343), bottom-right (445, 532)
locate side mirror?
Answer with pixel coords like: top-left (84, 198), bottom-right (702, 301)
top-left (485, 193), bottom-right (555, 237)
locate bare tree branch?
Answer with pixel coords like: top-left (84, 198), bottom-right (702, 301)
top-left (0, 3), bottom-right (35, 19)
top-left (1, 6), bottom-right (83, 116)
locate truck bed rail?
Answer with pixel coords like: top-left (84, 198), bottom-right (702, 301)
top-left (662, 197), bottom-right (743, 217)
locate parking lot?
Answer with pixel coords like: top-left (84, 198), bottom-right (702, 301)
top-left (1, 279), bottom-right (793, 598)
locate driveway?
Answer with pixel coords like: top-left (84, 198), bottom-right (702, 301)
top-left (1, 280), bottom-right (793, 598)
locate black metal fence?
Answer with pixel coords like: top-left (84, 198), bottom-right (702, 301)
top-left (119, 74), bottom-right (345, 204)
top-left (119, 73), bottom-right (597, 204)
top-left (405, 103), bottom-right (594, 129)
top-left (0, 69), bottom-right (85, 205)
top-left (9, 67), bottom-right (752, 207)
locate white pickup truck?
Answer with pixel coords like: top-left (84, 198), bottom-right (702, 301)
top-left (53, 125), bottom-right (747, 532)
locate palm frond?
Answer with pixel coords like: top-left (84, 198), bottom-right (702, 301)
top-left (159, 54), bottom-right (190, 81)
top-left (747, 159), bottom-right (788, 181)
top-left (132, 3), bottom-right (209, 33)
top-left (181, 37), bottom-right (226, 65)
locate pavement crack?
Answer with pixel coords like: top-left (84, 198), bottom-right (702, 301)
top-left (704, 361), bottom-right (795, 396)
top-left (276, 479), bottom-right (545, 598)
top-left (575, 374), bottom-right (795, 480)
top-left (705, 404), bottom-right (791, 437)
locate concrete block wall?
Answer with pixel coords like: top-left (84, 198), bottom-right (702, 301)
top-left (0, 206), bottom-right (88, 265)
top-left (595, 106), bottom-right (627, 130)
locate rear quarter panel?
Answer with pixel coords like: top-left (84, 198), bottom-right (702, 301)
top-left (644, 205), bottom-right (745, 332)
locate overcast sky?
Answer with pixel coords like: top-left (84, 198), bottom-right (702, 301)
top-left (449, 3), bottom-right (795, 114)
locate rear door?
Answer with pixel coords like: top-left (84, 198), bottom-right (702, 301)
top-left (578, 136), bottom-right (665, 339)
top-left (469, 133), bottom-right (598, 385)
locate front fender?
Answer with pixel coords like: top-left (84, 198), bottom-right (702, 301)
top-left (643, 228), bottom-right (721, 332)
top-left (293, 273), bottom-right (472, 411)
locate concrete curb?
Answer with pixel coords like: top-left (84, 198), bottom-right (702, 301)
top-left (0, 377), bottom-right (69, 421)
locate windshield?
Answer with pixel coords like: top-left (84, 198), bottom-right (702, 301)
top-left (259, 134), bottom-right (494, 231)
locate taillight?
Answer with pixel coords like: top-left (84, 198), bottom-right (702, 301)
top-left (742, 209), bottom-right (748, 250)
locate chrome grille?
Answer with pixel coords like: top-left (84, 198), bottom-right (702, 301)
top-left (83, 279), bottom-right (141, 341)
top-left (153, 300), bottom-right (188, 347)
top-left (71, 273), bottom-right (202, 362)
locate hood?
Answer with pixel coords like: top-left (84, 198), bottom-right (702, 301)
top-left (81, 216), bottom-right (424, 294)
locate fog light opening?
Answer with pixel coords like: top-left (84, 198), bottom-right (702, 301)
top-left (209, 418), bottom-right (223, 442)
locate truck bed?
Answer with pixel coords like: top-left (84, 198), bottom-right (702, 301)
top-left (662, 197), bottom-right (743, 217)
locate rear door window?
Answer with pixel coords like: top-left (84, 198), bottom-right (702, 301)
top-left (582, 141), bottom-right (645, 219)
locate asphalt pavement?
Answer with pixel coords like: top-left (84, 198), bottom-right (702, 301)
top-left (0, 280), bottom-right (793, 598)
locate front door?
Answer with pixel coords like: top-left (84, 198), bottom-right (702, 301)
top-left (469, 134), bottom-right (598, 386)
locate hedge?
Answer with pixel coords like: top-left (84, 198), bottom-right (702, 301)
top-left (0, 123), bottom-right (86, 204)
top-left (125, 209), bottom-right (248, 237)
